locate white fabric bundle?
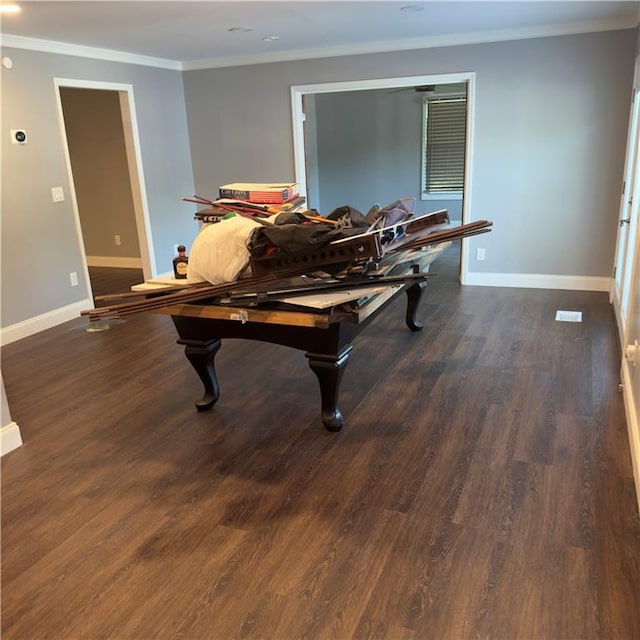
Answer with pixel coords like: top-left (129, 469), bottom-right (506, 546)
top-left (187, 215), bottom-right (262, 285)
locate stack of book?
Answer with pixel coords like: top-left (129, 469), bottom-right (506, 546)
top-left (191, 182), bottom-right (304, 224)
top-left (218, 182), bottom-right (299, 204)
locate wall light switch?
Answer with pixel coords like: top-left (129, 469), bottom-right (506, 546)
top-left (51, 187), bottom-right (65, 203)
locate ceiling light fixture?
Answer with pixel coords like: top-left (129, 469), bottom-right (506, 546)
top-left (262, 36), bottom-right (280, 42)
top-left (227, 26), bottom-right (253, 33)
top-left (400, 5), bottom-right (424, 12)
top-left (0, 4), bottom-right (21, 13)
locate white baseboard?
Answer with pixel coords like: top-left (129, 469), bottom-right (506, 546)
top-left (87, 256), bottom-right (143, 269)
top-left (1, 422), bottom-right (23, 456)
top-left (463, 272), bottom-right (611, 292)
top-left (0, 298), bottom-right (93, 346)
top-left (621, 362), bottom-right (640, 515)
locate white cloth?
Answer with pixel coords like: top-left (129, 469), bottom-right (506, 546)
top-left (187, 215), bottom-right (262, 285)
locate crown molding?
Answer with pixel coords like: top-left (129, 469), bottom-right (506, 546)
top-left (0, 34), bottom-right (181, 70)
top-left (183, 15), bottom-right (639, 71)
top-left (1, 13), bottom-right (637, 73)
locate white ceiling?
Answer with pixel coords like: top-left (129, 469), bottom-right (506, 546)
top-left (1, 1), bottom-right (639, 70)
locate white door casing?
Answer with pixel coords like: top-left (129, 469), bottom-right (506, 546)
top-left (53, 77), bottom-right (157, 304)
top-left (612, 87), bottom-right (640, 335)
top-left (612, 56), bottom-right (640, 514)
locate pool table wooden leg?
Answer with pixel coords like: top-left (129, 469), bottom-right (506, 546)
top-left (306, 345), bottom-right (353, 432)
top-left (405, 278), bottom-right (427, 332)
top-left (179, 338), bottom-right (222, 412)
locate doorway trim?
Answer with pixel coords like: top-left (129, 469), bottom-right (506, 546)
top-left (53, 78), bottom-right (156, 303)
top-left (290, 71), bottom-right (475, 284)
top-left (611, 57), bottom-right (640, 346)
top-left (610, 55), bottom-right (640, 512)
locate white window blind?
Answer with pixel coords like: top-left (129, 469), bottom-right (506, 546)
top-left (423, 96), bottom-right (467, 194)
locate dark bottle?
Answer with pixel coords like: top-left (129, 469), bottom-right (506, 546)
top-left (173, 244), bottom-right (189, 279)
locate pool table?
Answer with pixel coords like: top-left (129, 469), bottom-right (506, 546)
top-left (148, 242), bottom-right (449, 431)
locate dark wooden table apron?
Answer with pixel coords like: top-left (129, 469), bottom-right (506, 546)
top-left (154, 277), bottom-right (427, 432)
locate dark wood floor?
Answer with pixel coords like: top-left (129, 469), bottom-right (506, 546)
top-left (2, 245), bottom-right (639, 639)
top-left (88, 265), bottom-right (145, 298)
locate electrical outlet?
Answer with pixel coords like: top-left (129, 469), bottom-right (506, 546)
top-left (51, 187), bottom-right (65, 202)
top-left (114, 235), bottom-right (121, 246)
top-left (69, 272), bottom-right (78, 287)
top-left (476, 248), bottom-right (486, 261)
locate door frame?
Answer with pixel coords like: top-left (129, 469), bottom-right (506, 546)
top-left (290, 71), bottom-right (475, 284)
top-left (611, 56), bottom-right (640, 513)
top-left (53, 78), bottom-right (156, 302)
top-left (611, 61), bottom-right (640, 342)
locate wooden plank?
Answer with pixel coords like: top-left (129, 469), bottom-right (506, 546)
top-left (350, 283), bottom-right (405, 323)
top-left (152, 302), bottom-right (333, 328)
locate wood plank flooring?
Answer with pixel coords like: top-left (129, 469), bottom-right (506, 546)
top-left (88, 266), bottom-right (145, 298)
top-left (2, 247), bottom-right (639, 639)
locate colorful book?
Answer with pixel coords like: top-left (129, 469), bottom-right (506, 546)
top-left (218, 182), bottom-right (299, 204)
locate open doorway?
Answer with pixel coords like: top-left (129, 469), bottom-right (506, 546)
top-left (291, 72), bottom-right (474, 284)
top-left (54, 79), bottom-right (155, 302)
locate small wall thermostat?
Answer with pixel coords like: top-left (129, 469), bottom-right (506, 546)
top-left (11, 129), bottom-right (27, 144)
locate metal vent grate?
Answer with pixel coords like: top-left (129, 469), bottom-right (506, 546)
top-left (555, 310), bottom-right (582, 322)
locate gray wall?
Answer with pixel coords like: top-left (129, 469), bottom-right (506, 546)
top-left (302, 94), bottom-right (320, 211)
top-left (60, 87), bottom-right (141, 260)
top-left (1, 48), bottom-right (195, 328)
top-left (184, 29), bottom-right (635, 279)
top-left (313, 87), bottom-right (463, 219)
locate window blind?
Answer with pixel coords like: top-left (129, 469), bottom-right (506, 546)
top-left (424, 97), bottom-right (467, 193)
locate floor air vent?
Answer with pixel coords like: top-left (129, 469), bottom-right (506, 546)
top-left (555, 310), bottom-right (582, 322)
